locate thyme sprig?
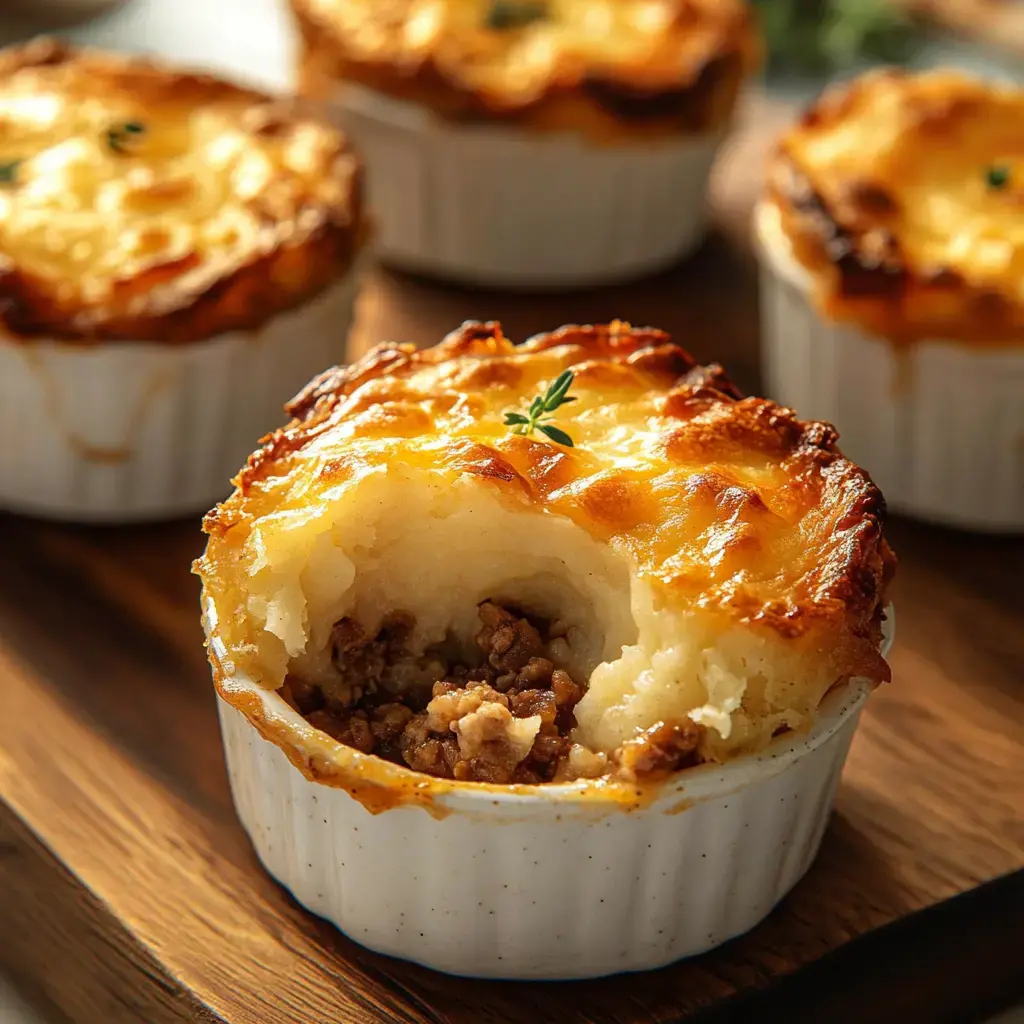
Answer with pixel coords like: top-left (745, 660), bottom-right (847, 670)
top-left (106, 121), bottom-right (146, 154)
top-left (504, 369), bottom-right (576, 447)
top-left (485, 1), bottom-right (548, 30)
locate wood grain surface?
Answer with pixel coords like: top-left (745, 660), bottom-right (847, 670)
top-left (0, 131), bottom-right (1022, 1023)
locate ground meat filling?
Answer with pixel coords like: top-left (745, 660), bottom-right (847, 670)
top-left (281, 601), bottom-right (704, 783)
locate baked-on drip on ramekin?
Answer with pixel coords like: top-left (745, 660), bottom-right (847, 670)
top-left (0, 39), bottom-right (367, 521)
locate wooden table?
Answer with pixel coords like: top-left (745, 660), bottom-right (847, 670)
top-left (1, 164), bottom-right (1023, 1023)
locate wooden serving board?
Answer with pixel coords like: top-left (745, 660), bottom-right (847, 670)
top-left (0, 117), bottom-right (1023, 1023)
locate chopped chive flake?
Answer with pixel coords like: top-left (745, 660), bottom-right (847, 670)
top-left (106, 121), bottom-right (147, 153)
top-left (0, 160), bottom-right (22, 185)
top-left (985, 164), bottom-right (1010, 190)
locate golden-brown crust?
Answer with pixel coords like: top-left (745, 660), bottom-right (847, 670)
top-left (203, 320), bottom-right (895, 691)
top-left (0, 39), bottom-right (366, 345)
top-left (290, 0), bottom-right (759, 140)
top-left (766, 69), bottom-right (1024, 346)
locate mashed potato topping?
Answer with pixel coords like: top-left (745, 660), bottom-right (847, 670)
top-left (767, 69), bottom-right (1024, 345)
top-left (291, 0), bottom-right (758, 137)
top-left (196, 322), bottom-right (894, 777)
top-left (0, 40), bottom-right (363, 343)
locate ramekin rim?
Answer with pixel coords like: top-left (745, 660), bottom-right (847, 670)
top-left (206, 597), bottom-right (894, 811)
top-left (753, 199), bottom-right (814, 293)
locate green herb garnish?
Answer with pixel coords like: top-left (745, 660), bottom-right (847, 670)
top-left (485, 1), bottom-right (548, 30)
top-left (106, 121), bottom-right (146, 154)
top-left (986, 164), bottom-right (1010, 190)
top-left (754, 0), bottom-right (917, 75)
top-left (0, 160), bottom-right (22, 185)
top-left (504, 369), bottom-right (576, 447)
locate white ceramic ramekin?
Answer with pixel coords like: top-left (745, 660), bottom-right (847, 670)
top-left (756, 202), bottom-right (1024, 533)
top-left (328, 84), bottom-right (723, 289)
top-left (212, 610), bottom-right (893, 980)
top-left (0, 272), bottom-right (362, 522)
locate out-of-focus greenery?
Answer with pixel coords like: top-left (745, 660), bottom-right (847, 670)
top-left (753, 0), bottom-right (920, 74)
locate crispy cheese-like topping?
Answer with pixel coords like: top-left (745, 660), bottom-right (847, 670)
top-left (292, 0), bottom-right (758, 134)
top-left (201, 321), bottom-right (892, 688)
top-left (767, 69), bottom-right (1024, 345)
top-left (0, 40), bottom-right (363, 343)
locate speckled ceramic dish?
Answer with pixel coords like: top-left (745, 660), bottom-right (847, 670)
top-left (210, 603), bottom-right (892, 980)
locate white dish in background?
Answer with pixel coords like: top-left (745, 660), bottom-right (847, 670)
top-left (0, 273), bottom-right (362, 522)
top-left (756, 201), bottom-right (1024, 533)
top-left (332, 84), bottom-right (723, 290)
top-left (55, 0), bottom-right (296, 94)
